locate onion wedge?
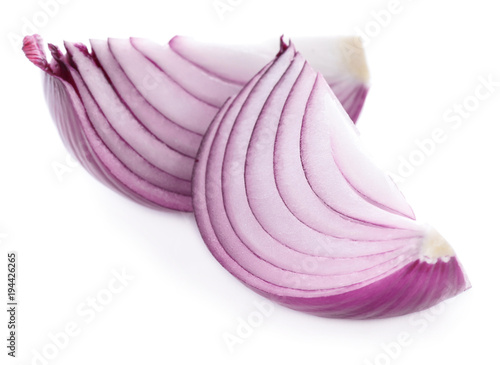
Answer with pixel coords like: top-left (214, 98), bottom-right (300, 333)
top-left (192, 42), bottom-right (470, 319)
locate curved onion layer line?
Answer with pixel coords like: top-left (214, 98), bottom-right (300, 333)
top-left (67, 53), bottom-right (191, 196)
top-left (24, 34), bottom-right (369, 211)
top-left (272, 65), bottom-right (417, 239)
top-left (193, 42), bottom-right (470, 319)
top-left (44, 75), bottom-right (118, 191)
top-left (64, 42), bottom-right (195, 181)
top-left (131, 37), bottom-right (242, 107)
top-left (90, 39), bottom-right (202, 158)
top-left (107, 38), bottom-right (218, 135)
top-left (300, 78), bottom-right (416, 219)
top-left (67, 68), bottom-right (192, 208)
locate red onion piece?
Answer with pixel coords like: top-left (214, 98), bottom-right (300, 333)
top-left (192, 42), bottom-right (470, 319)
top-left (23, 35), bottom-right (369, 211)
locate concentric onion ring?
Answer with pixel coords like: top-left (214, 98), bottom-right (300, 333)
top-left (192, 42), bottom-right (470, 319)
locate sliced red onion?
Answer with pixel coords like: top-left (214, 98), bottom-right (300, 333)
top-left (23, 35), bottom-right (369, 211)
top-left (192, 42), bottom-right (470, 319)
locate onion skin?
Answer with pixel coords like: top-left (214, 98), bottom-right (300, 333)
top-left (255, 257), bottom-right (467, 319)
top-left (24, 35), bottom-right (192, 210)
top-left (192, 42), bottom-right (470, 319)
top-left (23, 34), bottom-right (369, 211)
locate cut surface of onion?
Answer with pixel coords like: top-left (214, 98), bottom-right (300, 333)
top-left (192, 42), bottom-right (470, 319)
top-left (23, 34), bottom-right (369, 211)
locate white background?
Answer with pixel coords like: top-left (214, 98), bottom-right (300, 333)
top-left (1, 0), bottom-right (499, 364)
